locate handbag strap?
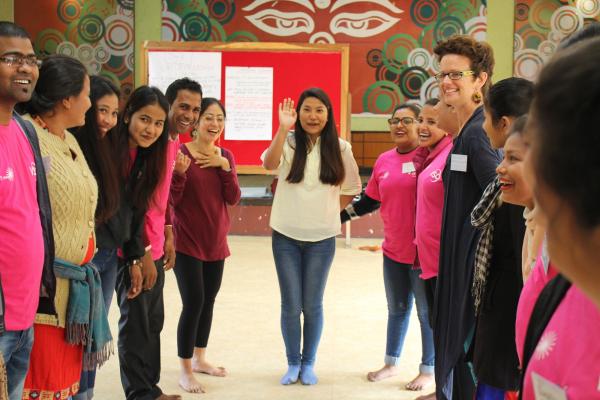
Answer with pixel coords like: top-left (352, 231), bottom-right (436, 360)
top-left (518, 274), bottom-right (571, 399)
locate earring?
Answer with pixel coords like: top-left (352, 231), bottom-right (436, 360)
top-left (472, 92), bottom-right (482, 104)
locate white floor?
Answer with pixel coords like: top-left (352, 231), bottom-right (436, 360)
top-left (95, 235), bottom-right (431, 399)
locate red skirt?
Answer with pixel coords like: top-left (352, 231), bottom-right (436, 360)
top-left (22, 324), bottom-right (83, 399)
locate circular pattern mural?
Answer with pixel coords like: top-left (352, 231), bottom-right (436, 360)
top-left (410, 0), bottom-right (441, 28)
top-left (363, 81), bottom-right (405, 114)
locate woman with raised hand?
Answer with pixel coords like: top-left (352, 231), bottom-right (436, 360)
top-left (263, 88), bottom-right (361, 386)
top-left (20, 55), bottom-right (110, 400)
top-left (170, 98), bottom-right (241, 394)
top-left (340, 102), bottom-right (435, 391)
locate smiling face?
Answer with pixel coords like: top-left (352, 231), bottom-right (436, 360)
top-left (196, 103), bottom-right (225, 144)
top-left (438, 54), bottom-right (486, 109)
top-left (127, 103), bottom-right (166, 148)
top-left (417, 104), bottom-right (447, 148)
top-left (95, 93), bottom-right (119, 138)
top-left (389, 106), bottom-right (418, 149)
top-left (299, 96), bottom-right (328, 138)
top-left (496, 133), bottom-right (532, 208)
top-left (0, 36), bottom-right (39, 108)
top-left (168, 89), bottom-right (201, 135)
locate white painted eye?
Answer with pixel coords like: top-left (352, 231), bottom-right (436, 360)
top-left (244, 9), bottom-right (314, 36)
top-left (330, 11), bottom-right (400, 38)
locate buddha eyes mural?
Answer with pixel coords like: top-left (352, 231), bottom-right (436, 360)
top-left (242, 0), bottom-right (403, 43)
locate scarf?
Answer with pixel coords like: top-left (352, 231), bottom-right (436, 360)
top-left (53, 258), bottom-right (113, 370)
top-left (471, 177), bottom-right (502, 315)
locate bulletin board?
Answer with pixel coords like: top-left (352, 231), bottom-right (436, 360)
top-left (141, 41), bottom-right (350, 174)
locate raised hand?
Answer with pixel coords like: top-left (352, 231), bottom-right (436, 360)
top-left (278, 98), bottom-right (297, 132)
top-left (174, 150), bottom-right (192, 175)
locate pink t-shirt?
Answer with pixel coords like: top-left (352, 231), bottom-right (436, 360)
top-left (415, 136), bottom-right (453, 279)
top-left (0, 119), bottom-right (44, 330)
top-left (365, 148), bottom-right (417, 264)
top-left (515, 246), bottom-right (557, 363)
top-left (520, 284), bottom-right (600, 399)
top-left (145, 136), bottom-right (179, 260)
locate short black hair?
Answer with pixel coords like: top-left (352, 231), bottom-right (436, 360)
top-left (165, 77), bottom-right (202, 105)
top-left (484, 77), bottom-right (534, 125)
top-left (392, 103), bottom-right (420, 118)
top-left (0, 21), bottom-right (30, 39)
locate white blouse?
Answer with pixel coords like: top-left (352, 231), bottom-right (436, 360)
top-left (268, 134), bottom-right (362, 241)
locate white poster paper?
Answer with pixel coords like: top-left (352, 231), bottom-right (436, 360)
top-left (224, 67), bottom-right (273, 141)
top-left (148, 51), bottom-right (221, 99)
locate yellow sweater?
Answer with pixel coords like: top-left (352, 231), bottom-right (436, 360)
top-left (23, 114), bottom-right (98, 327)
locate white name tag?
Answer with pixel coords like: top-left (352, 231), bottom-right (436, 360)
top-left (402, 162), bottom-right (415, 174)
top-left (450, 154), bottom-right (468, 172)
top-left (531, 372), bottom-right (567, 400)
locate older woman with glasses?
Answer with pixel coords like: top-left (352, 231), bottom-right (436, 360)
top-left (429, 35), bottom-right (501, 400)
top-left (341, 103), bottom-right (435, 392)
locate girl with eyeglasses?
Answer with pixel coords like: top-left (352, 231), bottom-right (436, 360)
top-left (430, 35), bottom-right (501, 400)
top-left (169, 97), bottom-right (241, 394)
top-left (341, 103), bottom-right (435, 392)
top-left (263, 88), bottom-right (361, 386)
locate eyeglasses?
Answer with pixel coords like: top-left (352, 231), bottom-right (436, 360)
top-left (0, 54), bottom-right (42, 68)
top-left (434, 70), bottom-right (474, 82)
top-left (388, 117), bottom-right (416, 126)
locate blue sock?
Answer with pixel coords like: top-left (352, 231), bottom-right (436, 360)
top-left (280, 365), bottom-right (300, 385)
top-left (300, 364), bottom-right (318, 385)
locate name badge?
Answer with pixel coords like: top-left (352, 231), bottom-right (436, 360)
top-left (450, 154), bottom-right (468, 172)
top-left (531, 372), bottom-right (567, 400)
top-left (402, 162), bottom-right (415, 174)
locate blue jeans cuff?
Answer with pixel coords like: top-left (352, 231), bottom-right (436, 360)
top-left (384, 355), bottom-right (401, 366)
top-left (419, 363), bottom-right (434, 375)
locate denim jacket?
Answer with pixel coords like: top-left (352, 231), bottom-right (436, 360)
top-left (0, 112), bottom-right (57, 334)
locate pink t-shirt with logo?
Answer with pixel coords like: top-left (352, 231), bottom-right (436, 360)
top-left (0, 119), bottom-right (44, 330)
top-left (365, 148), bottom-right (417, 264)
top-left (145, 136), bottom-right (179, 260)
top-left (520, 284), bottom-right (600, 399)
top-left (415, 136), bottom-right (453, 279)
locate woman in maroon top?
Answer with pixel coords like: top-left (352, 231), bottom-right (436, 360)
top-left (170, 97), bottom-right (241, 394)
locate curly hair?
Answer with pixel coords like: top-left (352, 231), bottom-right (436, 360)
top-left (433, 35), bottom-right (495, 92)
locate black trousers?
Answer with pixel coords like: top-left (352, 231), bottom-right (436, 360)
top-left (173, 252), bottom-right (224, 359)
top-left (117, 257), bottom-right (165, 400)
top-left (424, 277), bottom-right (437, 329)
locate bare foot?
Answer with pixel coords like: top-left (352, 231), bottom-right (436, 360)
top-left (157, 394), bottom-right (183, 400)
top-left (192, 359), bottom-right (227, 377)
top-left (414, 391), bottom-right (436, 400)
top-left (405, 372), bottom-right (434, 391)
top-left (178, 372), bottom-right (205, 394)
top-left (366, 365), bottom-right (398, 382)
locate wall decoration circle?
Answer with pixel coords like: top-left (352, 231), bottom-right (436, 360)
top-left (363, 81), bottom-right (405, 114)
top-left (77, 14), bottom-right (105, 44)
top-left (180, 12), bottom-right (212, 41)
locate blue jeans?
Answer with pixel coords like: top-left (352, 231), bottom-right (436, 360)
top-left (74, 248), bottom-right (118, 400)
top-left (0, 327), bottom-right (34, 400)
top-left (383, 255), bottom-right (435, 374)
top-left (272, 230), bottom-right (335, 366)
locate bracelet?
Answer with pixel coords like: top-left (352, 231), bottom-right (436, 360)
top-left (345, 204), bottom-right (359, 220)
top-left (129, 259), bottom-right (142, 269)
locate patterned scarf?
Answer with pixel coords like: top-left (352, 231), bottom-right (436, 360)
top-left (53, 258), bottom-right (114, 370)
top-left (471, 177), bottom-right (502, 315)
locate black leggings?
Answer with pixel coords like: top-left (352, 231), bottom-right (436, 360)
top-left (174, 251), bottom-right (225, 359)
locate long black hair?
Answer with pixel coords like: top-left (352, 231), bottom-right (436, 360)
top-left (112, 86), bottom-right (169, 211)
top-left (22, 54), bottom-right (87, 116)
top-left (74, 76), bottom-right (121, 223)
top-left (286, 87), bottom-right (345, 186)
